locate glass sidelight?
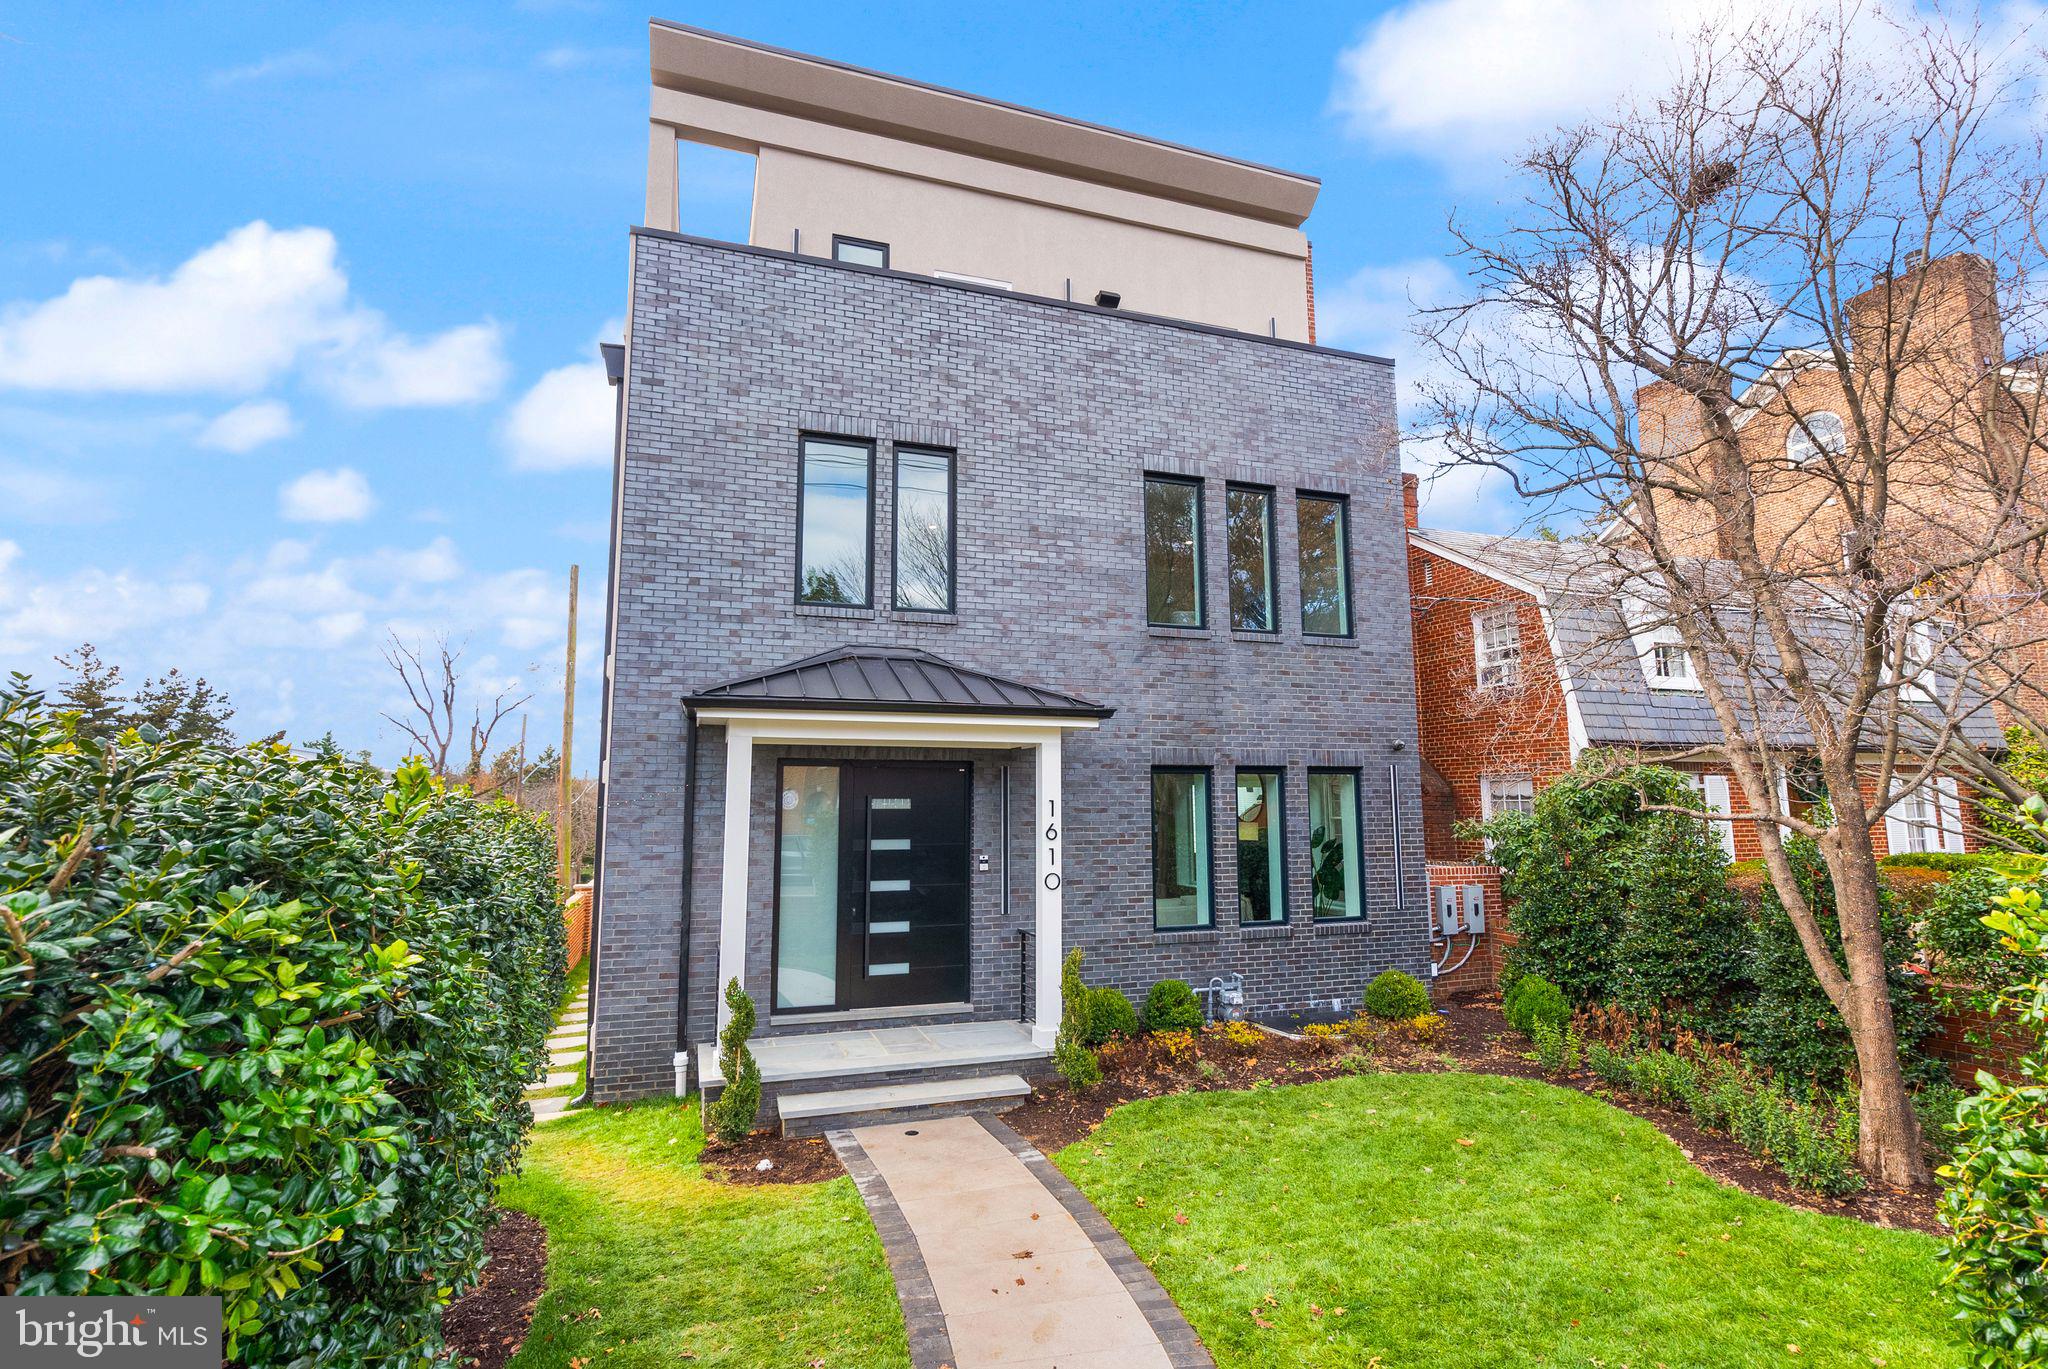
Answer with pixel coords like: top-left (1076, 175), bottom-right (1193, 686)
top-left (774, 765), bottom-right (841, 1009)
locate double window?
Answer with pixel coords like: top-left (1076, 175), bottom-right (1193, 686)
top-left (1151, 768), bottom-right (1213, 929)
top-left (795, 435), bottom-right (956, 611)
top-left (1473, 605), bottom-right (1522, 687)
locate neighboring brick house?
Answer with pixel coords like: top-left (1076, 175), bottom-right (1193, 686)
top-left (1405, 499), bottom-right (1996, 864)
top-left (584, 22), bottom-right (1429, 1115)
top-left (1624, 252), bottom-right (2048, 718)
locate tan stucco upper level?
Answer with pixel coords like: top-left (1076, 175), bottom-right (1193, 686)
top-left (644, 21), bottom-right (1320, 341)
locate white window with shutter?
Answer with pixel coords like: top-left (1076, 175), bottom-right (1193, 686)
top-left (1472, 605), bottom-right (1522, 688)
top-left (1684, 771), bottom-right (1738, 859)
top-left (1886, 776), bottom-right (1966, 854)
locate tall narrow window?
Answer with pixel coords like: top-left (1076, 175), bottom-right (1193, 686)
top-left (1151, 768), bottom-right (1212, 929)
top-left (1307, 770), bottom-right (1363, 920)
top-left (774, 764), bottom-right (840, 1009)
top-left (1226, 485), bottom-right (1277, 632)
top-left (1235, 770), bottom-right (1285, 924)
top-left (796, 437), bottom-right (872, 606)
top-left (832, 235), bottom-right (889, 268)
top-left (1473, 605), bottom-right (1522, 687)
top-left (1297, 493), bottom-right (1351, 636)
top-left (1145, 476), bottom-right (1204, 627)
top-left (894, 447), bottom-right (954, 612)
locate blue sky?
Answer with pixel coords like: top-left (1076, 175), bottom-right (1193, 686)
top-left (0, 0), bottom-right (1684, 763)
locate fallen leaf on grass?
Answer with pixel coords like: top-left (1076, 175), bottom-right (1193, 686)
top-left (1173, 1212), bottom-right (1189, 1226)
top-left (1456, 1138), bottom-right (1474, 1148)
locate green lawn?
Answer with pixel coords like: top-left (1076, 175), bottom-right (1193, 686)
top-left (498, 1101), bottom-right (908, 1368)
top-left (1054, 1072), bottom-right (1962, 1369)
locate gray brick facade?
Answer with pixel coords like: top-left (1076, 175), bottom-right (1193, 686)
top-left (589, 229), bottom-right (1429, 1102)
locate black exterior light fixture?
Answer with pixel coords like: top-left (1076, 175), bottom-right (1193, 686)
top-left (1094, 290), bottom-right (1121, 309)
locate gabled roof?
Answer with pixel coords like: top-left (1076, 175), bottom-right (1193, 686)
top-left (1409, 527), bottom-right (2004, 752)
top-left (686, 645), bottom-right (1115, 719)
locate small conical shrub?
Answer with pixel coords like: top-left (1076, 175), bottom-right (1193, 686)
top-left (707, 977), bottom-right (761, 1143)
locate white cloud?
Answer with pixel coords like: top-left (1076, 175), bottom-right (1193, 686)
top-left (502, 360), bottom-right (613, 470)
top-left (0, 221), bottom-right (507, 408)
top-left (198, 398), bottom-right (296, 452)
top-left (0, 539), bottom-right (19, 576)
top-left (319, 320), bottom-right (507, 409)
top-left (280, 467), bottom-right (376, 523)
top-left (1328, 0), bottom-right (1982, 168)
top-left (0, 461), bottom-right (116, 524)
top-left (208, 49), bottom-right (334, 88)
top-left (0, 565), bottom-right (210, 657)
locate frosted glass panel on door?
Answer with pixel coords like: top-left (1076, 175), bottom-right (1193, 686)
top-left (775, 765), bottom-right (839, 1009)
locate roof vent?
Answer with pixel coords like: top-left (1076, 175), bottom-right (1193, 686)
top-left (1094, 290), bottom-right (1121, 309)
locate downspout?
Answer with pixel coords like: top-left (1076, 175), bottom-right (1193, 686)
top-left (672, 703), bottom-right (699, 1096)
top-left (572, 337), bottom-right (629, 1108)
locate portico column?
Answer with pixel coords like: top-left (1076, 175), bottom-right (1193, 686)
top-left (1031, 731), bottom-right (1064, 1048)
top-left (715, 724), bottom-right (754, 1035)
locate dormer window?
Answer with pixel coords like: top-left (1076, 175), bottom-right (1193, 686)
top-left (1785, 411), bottom-right (1846, 465)
top-left (1473, 605), bottom-right (1522, 688)
top-left (1650, 641), bottom-right (1695, 686)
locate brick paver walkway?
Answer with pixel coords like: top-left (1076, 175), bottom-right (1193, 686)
top-left (829, 1114), bottom-right (1211, 1369)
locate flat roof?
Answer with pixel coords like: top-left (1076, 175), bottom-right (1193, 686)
top-left (649, 19), bottom-right (1320, 228)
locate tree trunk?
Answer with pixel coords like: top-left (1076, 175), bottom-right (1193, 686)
top-left (1823, 815), bottom-right (1932, 1187)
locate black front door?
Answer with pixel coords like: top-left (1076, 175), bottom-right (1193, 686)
top-left (837, 762), bottom-right (971, 1009)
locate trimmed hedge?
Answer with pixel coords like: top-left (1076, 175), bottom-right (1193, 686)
top-left (1362, 969), bottom-right (1430, 1020)
top-left (0, 678), bottom-right (564, 1364)
top-left (1142, 979), bottom-right (1204, 1033)
top-left (1504, 974), bottom-right (1570, 1036)
top-left (1880, 850), bottom-right (2048, 877)
top-left (1082, 986), bottom-right (1138, 1045)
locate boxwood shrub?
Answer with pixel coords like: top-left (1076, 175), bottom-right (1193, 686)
top-left (1142, 978), bottom-right (1204, 1033)
top-left (1082, 986), bottom-right (1138, 1045)
top-left (1362, 969), bottom-right (1430, 1020)
top-left (0, 678), bottom-right (565, 1365)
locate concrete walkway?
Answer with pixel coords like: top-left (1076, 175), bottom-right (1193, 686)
top-left (526, 979), bottom-right (589, 1123)
top-left (829, 1114), bottom-right (1211, 1369)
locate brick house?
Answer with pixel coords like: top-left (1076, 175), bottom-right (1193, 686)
top-left (1405, 493), bottom-right (1997, 864)
top-left (583, 22), bottom-right (1430, 1120)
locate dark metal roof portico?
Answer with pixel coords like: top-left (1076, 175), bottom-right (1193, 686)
top-left (686, 644), bottom-right (1115, 719)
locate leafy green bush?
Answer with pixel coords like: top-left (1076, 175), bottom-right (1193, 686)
top-left (1053, 948), bottom-right (1100, 1089)
top-left (1503, 974), bottom-right (1570, 1037)
top-left (706, 979), bottom-right (761, 1144)
top-left (1475, 758), bottom-right (1707, 1005)
top-left (1743, 836), bottom-right (1936, 1091)
top-left (1942, 853), bottom-right (2048, 1366)
top-left (0, 678), bottom-right (564, 1364)
top-left (1362, 969), bottom-right (1430, 1020)
top-left (1142, 978), bottom-right (1204, 1033)
top-left (1527, 1020), bottom-right (1582, 1075)
top-left (1881, 850), bottom-right (2048, 877)
top-left (1081, 985), bottom-right (1137, 1045)
top-left (1613, 810), bottom-right (1748, 1031)
top-left (1927, 870), bottom-right (2042, 1014)
top-left (1587, 1041), bottom-right (1632, 1091)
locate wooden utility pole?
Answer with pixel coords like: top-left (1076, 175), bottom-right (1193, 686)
top-left (558, 564), bottom-right (579, 892)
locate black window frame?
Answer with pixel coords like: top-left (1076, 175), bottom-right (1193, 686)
top-left (1144, 474), bottom-right (1207, 629)
top-left (1306, 765), bottom-right (1366, 922)
top-left (832, 235), bottom-right (890, 269)
top-left (1296, 490), bottom-right (1355, 639)
top-left (890, 444), bottom-right (958, 614)
top-left (1233, 767), bottom-right (1288, 926)
top-left (1149, 765), bottom-right (1215, 931)
top-left (1224, 483), bottom-right (1279, 634)
top-left (794, 432), bottom-right (876, 609)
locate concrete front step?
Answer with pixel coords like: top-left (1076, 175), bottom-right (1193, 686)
top-left (777, 1072), bottom-right (1034, 1138)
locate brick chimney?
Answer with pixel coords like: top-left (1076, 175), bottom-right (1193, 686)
top-left (1848, 251), bottom-right (2004, 380)
top-left (1401, 471), bottom-right (1419, 529)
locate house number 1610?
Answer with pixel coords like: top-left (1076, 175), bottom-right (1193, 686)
top-left (1043, 798), bottom-right (1061, 890)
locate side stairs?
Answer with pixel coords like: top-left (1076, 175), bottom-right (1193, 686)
top-left (776, 1072), bottom-right (1034, 1137)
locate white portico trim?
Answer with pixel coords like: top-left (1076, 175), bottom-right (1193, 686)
top-left (690, 705), bottom-right (1098, 1055)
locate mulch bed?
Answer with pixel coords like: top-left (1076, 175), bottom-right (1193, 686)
top-left (441, 1211), bottom-right (548, 1369)
top-left (698, 996), bottom-right (1947, 1234)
